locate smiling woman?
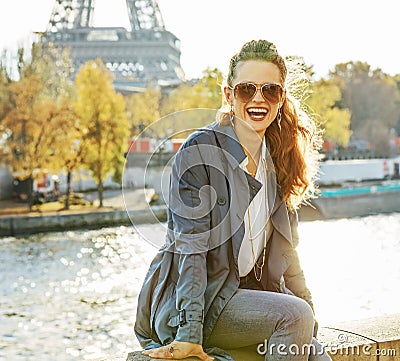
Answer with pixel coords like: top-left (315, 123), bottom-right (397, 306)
top-left (134, 39), bottom-right (330, 361)
top-left (219, 40), bottom-right (320, 210)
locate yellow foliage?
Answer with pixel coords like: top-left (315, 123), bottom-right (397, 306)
top-left (161, 67), bottom-right (223, 115)
top-left (305, 79), bottom-right (351, 147)
top-left (2, 74), bottom-right (60, 177)
top-left (125, 86), bottom-right (161, 136)
top-left (74, 59), bottom-right (129, 190)
top-left (0, 41), bottom-right (76, 188)
top-left (153, 68), bottom-right (223, 138)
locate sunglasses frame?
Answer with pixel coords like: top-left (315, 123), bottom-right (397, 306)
top-left (229, 82), bottom-right (284, 104)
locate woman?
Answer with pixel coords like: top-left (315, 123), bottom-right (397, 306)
top-left (135, 40), bottom-right (331, 361)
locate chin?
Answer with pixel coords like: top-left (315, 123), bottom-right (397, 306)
top-left (247, 119), bottom-right (269, 133)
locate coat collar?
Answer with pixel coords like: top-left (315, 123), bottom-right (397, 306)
top-left (210, 121), bottom-right (247, 171)
top-left (210, 121), bottom-right (271, 172)
top-left (209, 121), bottom-right (294, 246)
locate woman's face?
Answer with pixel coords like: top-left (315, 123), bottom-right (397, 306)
top-left (224, 60), bottom-right (285, 136)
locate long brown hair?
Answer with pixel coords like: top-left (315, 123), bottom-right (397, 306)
top-left (219, 40), bottom-right (321, 210)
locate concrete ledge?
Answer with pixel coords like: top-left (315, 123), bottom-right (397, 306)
top-left (0, 205), bottom-right (168, 236)
top-left (318, 313), bottom-right (400, 361)
top-left (299, 190), bottom-right (400, 221)
top-left (114, 314), bottom-right (399, 361)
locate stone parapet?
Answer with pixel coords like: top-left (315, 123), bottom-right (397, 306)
top-left (91, 314), bottom-right (400, 361)
top-left (0, 205), bottom-right (167, 236)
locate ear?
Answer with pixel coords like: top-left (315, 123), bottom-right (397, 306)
top-left (223, 86), bottom-right (233, 106)
top-left (280, 89), bottom-right (287, 107)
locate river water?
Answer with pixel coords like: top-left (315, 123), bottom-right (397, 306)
top-left (0, 213), bottom-right (399, 360)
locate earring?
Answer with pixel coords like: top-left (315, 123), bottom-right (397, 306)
top-left (229, 105), bottom-right (235, 124)
top-left (277, 108), bottom-right (282, 131)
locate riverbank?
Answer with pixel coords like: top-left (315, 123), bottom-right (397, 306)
top-left (0, 189), bottom-right (164, 236)
top-left (1, 183), bottom-right (400, 236)
top-left (0, 206), bottom-right (167, 237)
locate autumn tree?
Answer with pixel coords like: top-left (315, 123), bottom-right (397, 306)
top-left (162, 67), bottom-right (222, 114)
top-left (393, 74), bottom-right (400, 136)
top-left (0, 50), bottom-right (12, 122)
top-left (330, 61), bottom-right (400, 155)
top-left (305, 78), bottom-right (351, 148)
top-left (158, 67), bottom-right (223, 138)
top-left (125, 85), bottom-right (161, 137)
top-left (0, 42), bottom-right (74, 210)
top-left (45, 98), bottom-right (88, 210)
top-left (275, 57), bottom-right (351, 150)
top-left (74, 59), bottom-right (129, 207)
top-left (29, 43), bottom-right (81, 210)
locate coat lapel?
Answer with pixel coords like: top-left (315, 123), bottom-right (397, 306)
top-left (266, 169), bottom-right (294, 246)
top-left (211, 121), bottom-right (293, 253)
top-left (212, 121), bottom-right (246, 170)
top-left (211, 122), bottom-right (264, 261)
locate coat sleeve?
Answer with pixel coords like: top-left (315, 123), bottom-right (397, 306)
top-left (168, 139), bottom-right (212, 345)
top-left (283, 210), bottom-right (319, 337)
top-left (283, 211), bottom-right (313, 305)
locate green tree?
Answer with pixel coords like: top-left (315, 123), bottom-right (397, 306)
top-left (74, 59), bottom-right (129, 207)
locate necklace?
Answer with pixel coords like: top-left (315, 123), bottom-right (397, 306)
top-left (243, 148), bottom-right (258, 177)
top-left (247, 208), bottom-right (268, 282)
top-left (247, 160), bottom-right (268, 282)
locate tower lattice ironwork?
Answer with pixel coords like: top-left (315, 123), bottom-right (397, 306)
top-left (44, 0), bottom-right (184, 92)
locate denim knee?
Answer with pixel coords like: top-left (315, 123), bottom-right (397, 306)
top-left (277, 296), bottom-right (314, 333)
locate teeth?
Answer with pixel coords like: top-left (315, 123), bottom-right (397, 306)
top-left (247, 108), bottom-right (267, 113)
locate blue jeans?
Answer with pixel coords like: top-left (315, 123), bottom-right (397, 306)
top-left (206, 289), bottom-right (332, 361)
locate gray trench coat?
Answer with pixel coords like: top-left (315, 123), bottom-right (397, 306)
top-left (134, 121), bottom-right (314, 357)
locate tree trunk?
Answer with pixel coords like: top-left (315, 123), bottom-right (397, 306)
top-left (65, 170), bottom-right (72, 210)
top-left (27, 176), bottom-right (33, 212)
top-left (98, 178), bottom-right (103, 207)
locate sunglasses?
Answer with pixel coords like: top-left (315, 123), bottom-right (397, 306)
top-left (229, 82), bottom-right (284, 104)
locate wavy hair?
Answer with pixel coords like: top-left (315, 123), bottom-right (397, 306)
top-left (218, 40), bottom-right (321, 210)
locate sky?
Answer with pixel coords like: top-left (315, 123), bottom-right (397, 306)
top-left (0, 0), bottom-right (399, 80)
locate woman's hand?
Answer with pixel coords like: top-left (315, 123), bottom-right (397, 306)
top-left (142, 341), bottom-right (214, 360)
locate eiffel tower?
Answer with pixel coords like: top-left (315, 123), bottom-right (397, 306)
top-left (43, 0), bottom-right (185, 92)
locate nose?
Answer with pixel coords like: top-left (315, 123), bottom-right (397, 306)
top-left (252, 87), bottom-right (264, 101)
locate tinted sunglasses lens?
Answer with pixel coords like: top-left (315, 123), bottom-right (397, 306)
top-left (234, 83), bottom-right (257, 102)
top-left (261, 84), bottom-right (282, 104)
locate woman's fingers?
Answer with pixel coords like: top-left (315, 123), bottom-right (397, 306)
top-left (141, 342), bottom-right (214, 360)
top-left (142, 346), bottom-right (172, 359)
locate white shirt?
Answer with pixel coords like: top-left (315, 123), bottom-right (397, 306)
top-left (237, 139), bottom-right (273, 277)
